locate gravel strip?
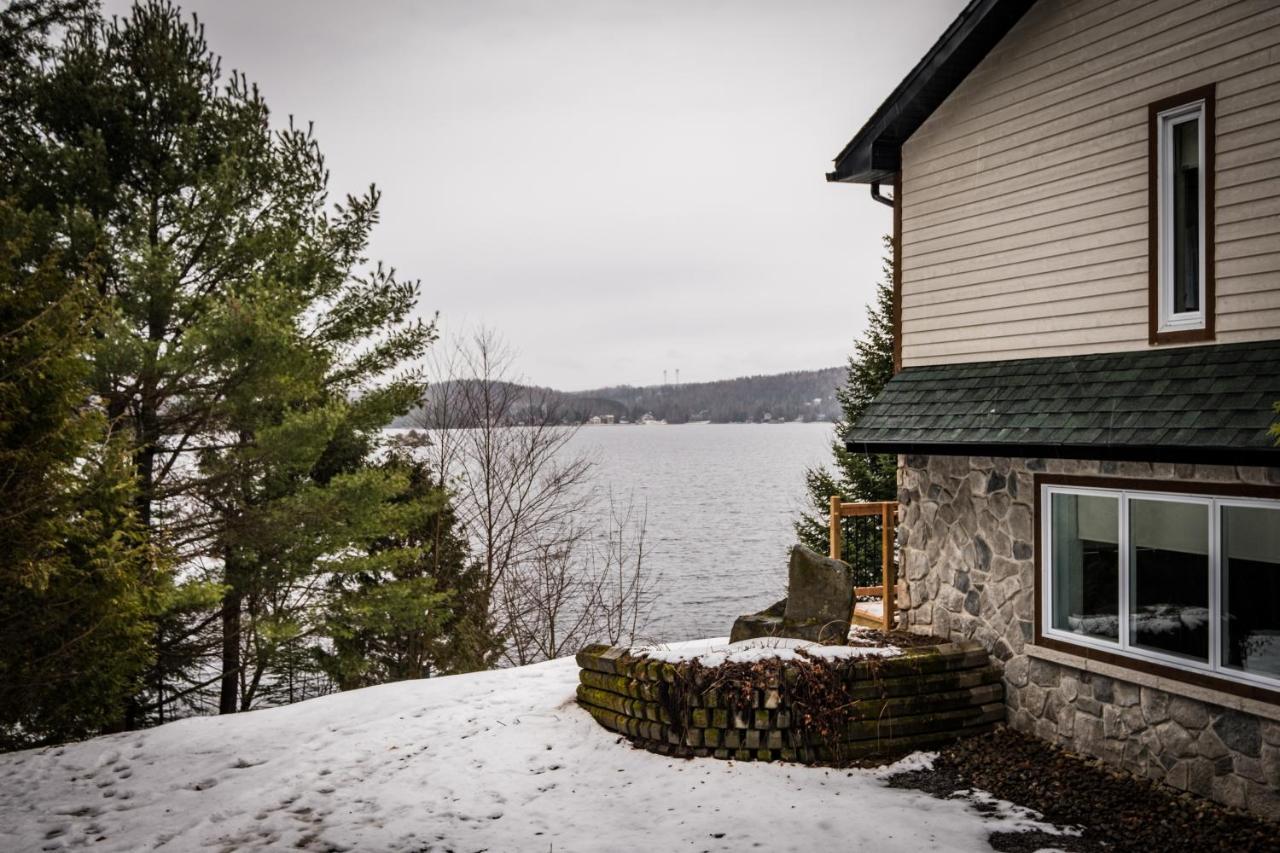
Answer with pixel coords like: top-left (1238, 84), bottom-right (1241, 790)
top-left (885, 726), bottom-right (1280, 852)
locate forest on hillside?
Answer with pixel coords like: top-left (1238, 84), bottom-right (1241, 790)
top-left (391, 367), bottom-right (844, 427)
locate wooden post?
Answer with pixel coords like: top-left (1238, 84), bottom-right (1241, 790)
top-left (829, 495), bottom-right (841, 561)
top-left (881, 502), bottom-right (895, 633)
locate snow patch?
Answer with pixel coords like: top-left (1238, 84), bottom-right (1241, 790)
top-left (952, 788), bottom-right (1084, 839)
top-left (872, 750), bottom-right (937, 778)
top-left (0, 640), bottom-right (1068, 852)
top-left (638, 636), bottom-right (902, 665)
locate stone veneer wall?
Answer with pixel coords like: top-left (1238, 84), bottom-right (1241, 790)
top-left (576, 641), bottom-right (1003, 763)
top-left (896, 454), bottom-right (1280, 819)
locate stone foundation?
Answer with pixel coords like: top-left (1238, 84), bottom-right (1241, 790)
top-left (575, 640), bottom-right (1003, 763)
top-left (896, 454), bottom-right (1280, 819)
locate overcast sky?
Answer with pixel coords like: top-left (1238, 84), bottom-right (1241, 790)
top-left (105, 0), bottom-right (966, 390)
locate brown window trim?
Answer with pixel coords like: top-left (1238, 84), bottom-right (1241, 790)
top-left (892, 171), bottom-right (903, 374)
top-left (1147, 84), bottom-right (1216, 346)
top-left (1032, 473), bottom-right (1280, 706)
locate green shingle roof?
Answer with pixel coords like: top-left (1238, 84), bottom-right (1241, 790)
top-left (846, 341), bottom-right (1280, 464)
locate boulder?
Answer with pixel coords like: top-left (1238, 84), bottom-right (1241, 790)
top-left (728, 546), bottom-right (855, 645)
top-left (729, 598), bottom-right (786, 644)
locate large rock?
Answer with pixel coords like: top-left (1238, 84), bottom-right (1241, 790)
top-left (729, 598), bottom-right (786, 644)
top-left (729, 545), bottom-right (854, 644)
top-left (782, 545), bottom-right (855, 639)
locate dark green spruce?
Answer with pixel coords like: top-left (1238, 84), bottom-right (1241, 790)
top-left (795, 238), bottom-right (897, 586)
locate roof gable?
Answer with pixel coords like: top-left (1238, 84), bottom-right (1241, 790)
top-left (828, 0), bottom-right (1039, 184)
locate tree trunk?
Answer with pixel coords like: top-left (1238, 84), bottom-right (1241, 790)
top-left (218, 580), bottom-right (241, 715)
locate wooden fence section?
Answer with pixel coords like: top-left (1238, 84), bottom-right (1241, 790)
top-left (828, 497), bottom-right (898, 633)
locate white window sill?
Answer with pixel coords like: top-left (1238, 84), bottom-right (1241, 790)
top-left (1024, 643), bottom-right (1280, 724)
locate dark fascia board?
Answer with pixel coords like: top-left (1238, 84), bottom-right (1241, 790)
top-left (827, 0), bottom-right (1039, 184)
top-left (842, 439), bottom-right (1280, 468)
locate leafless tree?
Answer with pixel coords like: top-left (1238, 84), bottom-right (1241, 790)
top-left (589, 492), bottom-right (658, 648)
top-left (416, 329), bottom-right (593, 651)
top-left (415, 329), bottom-right (658, 665)
top-left (497, 492), bottom-right (658, 665)
top-left (498, 525), bottom-right (593, 666)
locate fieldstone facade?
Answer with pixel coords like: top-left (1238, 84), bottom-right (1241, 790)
top-left (896, 454), bottom-right (1280, 820)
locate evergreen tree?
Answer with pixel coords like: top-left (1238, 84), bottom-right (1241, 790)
top-left (795, 238), bottom-right (897, 585)
top-left (0, 0), bottom-right (167, 746)
top-left (4, 0), bottom-right (454, 721)
top-left (195, 242), bottom-right (438, 711)
top-left (317, 451), bottom-right (494, 690)
top-left (0, 199), bottom-right (157, 747)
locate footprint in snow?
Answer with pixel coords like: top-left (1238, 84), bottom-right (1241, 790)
top-left (53, 804), bottom-right (102, 818)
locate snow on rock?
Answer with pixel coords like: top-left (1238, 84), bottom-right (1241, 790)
top-left (639, 635), bottom-right (903, 666)
top-left (0, 638), bottom-right (1061, 852)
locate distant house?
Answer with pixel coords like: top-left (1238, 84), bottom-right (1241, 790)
top-left (832, 0), bottom-right (1280, 819)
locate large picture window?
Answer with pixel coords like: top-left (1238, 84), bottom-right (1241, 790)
top-left (1148, 85), bottom-right (1215, 345)
top-left (1041, 482), bottom-right (1280, 693)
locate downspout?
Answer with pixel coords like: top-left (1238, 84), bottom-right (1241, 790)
top-left (870, 181), bottom-right (895, 207)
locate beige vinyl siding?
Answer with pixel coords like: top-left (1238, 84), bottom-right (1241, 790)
top-left (899, 0), bottom-right (1280, 367)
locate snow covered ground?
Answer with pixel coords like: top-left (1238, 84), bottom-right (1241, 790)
top-left (0, 639), bottom-right (1071, 852)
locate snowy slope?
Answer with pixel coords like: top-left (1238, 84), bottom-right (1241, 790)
top-left (0, 639), bottom-right (1066, 852)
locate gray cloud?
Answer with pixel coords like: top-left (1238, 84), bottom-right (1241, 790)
top-left (103, 0), bottom-right (966, 389)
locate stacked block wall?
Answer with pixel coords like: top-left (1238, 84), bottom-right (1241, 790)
top-left (576, 640), bottom-right (1003, 763)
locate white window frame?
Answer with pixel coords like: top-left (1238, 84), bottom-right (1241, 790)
top-left (1156, 99), bottom-right (1207, 333)
top-left (1041, 483), bottom-right (1280, 693)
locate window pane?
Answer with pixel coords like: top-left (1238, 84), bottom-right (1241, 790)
top-left (1051, 493), bottom-right (1119, 641)
top-left (1172, 116), bottom-right (1200, 314)
top-left (1129, 499), bottom-right (1209, 661)
top-left (1222, 506), bottom-right (1280, 679)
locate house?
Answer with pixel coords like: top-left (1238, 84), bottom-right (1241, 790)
top-left (831, 0), bottom-right (1280, 819)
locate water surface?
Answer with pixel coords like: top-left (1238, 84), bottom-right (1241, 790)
top-left (567, 422), bottom-right (833, 641)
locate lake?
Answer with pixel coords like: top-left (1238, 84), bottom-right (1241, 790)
top-left (567, 422), bottom-right (834, 642)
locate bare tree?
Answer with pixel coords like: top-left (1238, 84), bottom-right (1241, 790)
top-left (416, 329), bottom-right (593, 651)
top-left (497, 493), bottom-right (658, 665)
top-left (416, 329), bottom-right (658, 665)
top-left (498, 525), bottom-right (593, 666)
top-left (589, 492), bottom-right (658, 648)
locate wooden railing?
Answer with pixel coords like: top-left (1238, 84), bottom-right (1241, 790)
top-left (828, 496), bottom-right (898, 633)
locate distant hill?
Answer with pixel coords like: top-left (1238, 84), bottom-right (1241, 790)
top-left (390, 367), bottom-right (844, 427)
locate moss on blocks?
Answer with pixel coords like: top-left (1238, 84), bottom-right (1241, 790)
top-left (575, 640), bottom-right (1005, 765)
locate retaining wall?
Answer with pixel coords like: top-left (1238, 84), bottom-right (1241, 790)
top-left (576, 639), bottom-right (1003, 763)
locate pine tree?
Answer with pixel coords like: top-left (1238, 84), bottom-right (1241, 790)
top-left (0, 0), bottom-right (170, 745)
top-left (795, 238), bottom-right (897, 585)
top-left (317, 451), bottom-right (494, 690)
top-left (4, 1), bottom-right (449, 719)
top-left (196, 268), bottom-right (437, 711)
top-left (0, 199), bottom-right (157, 747)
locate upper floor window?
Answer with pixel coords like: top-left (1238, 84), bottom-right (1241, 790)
top-left (1160, 103), bottom-right (1204, 322)
top-left (1149, 85), bottom-right (1215, 344)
